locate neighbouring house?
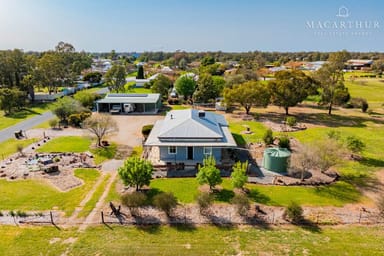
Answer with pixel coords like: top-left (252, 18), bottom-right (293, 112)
top-left (96, 93), bottom-right (162, 114)
top-left (346, 59), bottom-right (373, 70)
top-left (144, 109), bottom-right (237, 169)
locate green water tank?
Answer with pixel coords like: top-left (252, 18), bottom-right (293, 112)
top-left (262, 147), bottom-right (291, 173)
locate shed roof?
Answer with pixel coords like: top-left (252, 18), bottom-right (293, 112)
top-left (96, 93), bottom-right (161, 104)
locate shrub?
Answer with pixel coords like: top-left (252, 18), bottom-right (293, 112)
top-left (196, 192), bottom-right (213, 215)
top-left (16, 144), bottom-right (24, 156)
top-left (231, 194), bottom-right (250, 216)
top-left (69, 114), bottom-right (82, 127)
top-left (9, 210), bottom-right (15, 217)
top-left (278, 136), bottom-right (290, 150)
top-left (327, 130), bottom-right (341, 141)
top-left (49, 118), bottom-right (58, 129)
top-left (153, 192), bottom-right (178, 216)
top-left (349, 97), bottom-right (369, 112)
top-left (285, 116), bottom-right (297, 127)
top-left (345, 136), bottom-right (365, 154)
top-left (141, 124), bottom-right (154, 138)
top-left (284, 201), bottom-right (303, 223)
top-left (361, 100), bottom-right (369, 113)
top-left (121, 192), bottom-right (147, 216)
top-left (263, 128), bottom-right (273, 145)
top-left (16, 210), bottom-right (28, 217)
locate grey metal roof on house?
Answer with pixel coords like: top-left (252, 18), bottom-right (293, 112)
top-left (145, 109), bottom-right (237, 147)
top-left (96, 93), bottom-right (161, 104)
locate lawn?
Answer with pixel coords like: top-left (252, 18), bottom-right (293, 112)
top-left (228, 119), bottom-right (268, 146)
top-left (149, 178), bottom-right (361, 206)
top-left (77, 173), bottom-right (111, 218)
top-left (0, 102), bottom-right (52, 130)
top-left (0, 168), bottom-right (100, 215)
top-left (0, 225), bottom-right (382, 255)
top-left (37, 136), bottom-right (91, 153)
top-left (0, 138), bottom-right (37, 159)
top-left (345, 78), bottom-right (384, 111)
top-left (91, 143), bottom-right (117, 164)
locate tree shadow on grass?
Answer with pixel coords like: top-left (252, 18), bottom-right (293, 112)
top-left (214, 189), bottom-right (234, 203)
top-left (6, 108), bottom-right (42, 119)
top-left (134, 223), bottom-right (161, 234)
top-left (341, 171), bottom-right (382, 194)
top-left (298, 219), bottom-right (322, 233)
top-left (359, 157), bottom-right (384, 168)
top-left (248, 189), bottom-right (272, 205)
top-left (314, 182), bottom-right (362, 204)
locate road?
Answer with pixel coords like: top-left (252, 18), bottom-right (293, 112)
top-left (0, 87), bottom-right (111, 143)
top-left (0, 111), bottom-right (54, 143)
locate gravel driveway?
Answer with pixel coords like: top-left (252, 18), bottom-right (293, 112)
top-left (109, 114), bottom-right (163, 147)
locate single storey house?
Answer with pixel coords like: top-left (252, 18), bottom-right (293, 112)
top-left (144, 109), bottom-right (237, 168)
top-left (96, 93), bottom-right (162, 114)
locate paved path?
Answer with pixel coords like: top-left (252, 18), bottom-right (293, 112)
top-left (0, 111), bottom-right (54, 143)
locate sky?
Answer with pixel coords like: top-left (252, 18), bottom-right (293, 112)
top-left (0, 0), bottom-right (383, 52)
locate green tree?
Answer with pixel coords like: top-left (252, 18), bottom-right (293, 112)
top-left (151, 74), bottom-right (172, 99)
top-left (0, 88), bottom-right (26, 114)
top-left (372, 59), bottom-right (384, 76)
top-left (117, 157), bottom-right (153, 191)
top-left (269, 70), bottom-right (318, 115)
top-left (201, 56), bottom-right (215, 66)
top-left (174, 75), bottom-right (196, 100)
top-left (193, 73), bottom-right (220, 103)
top-left (212, 76), bottom-right (226, 94)
top-left (315, 50), bottom-right (351, 115)
top-left (104, 65), bottom-right (126, 92)
top-left (52, 96), bottom-right (83, 124)
top-left (223, 81), bottom-right (270, 115)
top-left (36, 51), bottom-right (66, 94)
top-left (74, 91), bottom-right (98, 109)
top-left (136, 65), bottom-right (144, 79)
top-left (83, 114), bottom-right (118, 147)
top-left (231, 161), bottom-right (248, 190)
top-left (83, 72), bottom-right (102, 83)
top-left (196, 156), bottom-right (222, 190)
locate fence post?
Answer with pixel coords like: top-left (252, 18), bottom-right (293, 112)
top-left (359, 209), bottom-right (362, 223)
top-left (101, 211), bottom-right (105, 224)
top-left (271, 212), bottom-right (275, 225)
top-left (50, 211), bottom-right (54, 225)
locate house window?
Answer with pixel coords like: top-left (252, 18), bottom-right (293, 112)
top-left (203, 147), bottom-right (212, 156)
top-left (168, 146), bottom-right (177, 154)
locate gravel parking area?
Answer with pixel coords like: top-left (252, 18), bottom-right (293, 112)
top-left (109, 115), bottom-right (163, 147)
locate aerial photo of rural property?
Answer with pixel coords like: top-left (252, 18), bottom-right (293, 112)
top-left (0, 0), bottom-right (384, 255)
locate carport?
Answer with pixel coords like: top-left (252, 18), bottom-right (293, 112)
top-left (96, 93), bottom-right (162, 114)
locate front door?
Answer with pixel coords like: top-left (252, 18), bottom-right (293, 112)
top-left (187, 147), bottom-right (193, 160)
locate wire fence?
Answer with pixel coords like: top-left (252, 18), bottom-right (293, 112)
top-left (1, 206), bottom-right (383, 227)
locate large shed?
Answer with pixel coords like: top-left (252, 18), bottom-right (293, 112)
top-left (96, 93), bottom-right (162, 114)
